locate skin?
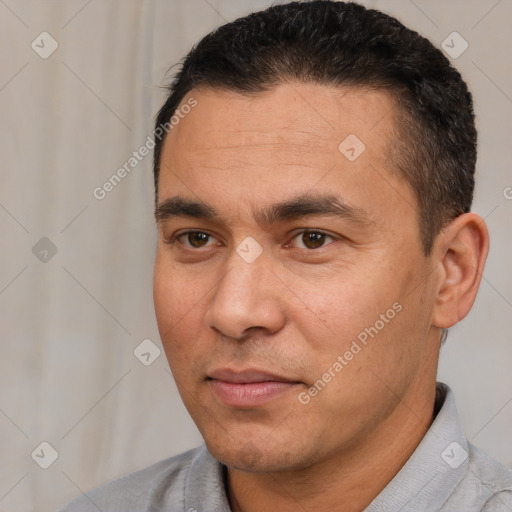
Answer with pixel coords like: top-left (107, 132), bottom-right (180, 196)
top-left (153, 83), bottom-right (489, 511)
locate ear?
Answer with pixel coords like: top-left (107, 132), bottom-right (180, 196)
top-left (431, 213), bottom-right (489, 329)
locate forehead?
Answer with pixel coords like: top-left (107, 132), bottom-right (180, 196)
top-left (162, 83), bottom-right (397, 166)
top-left (157, 83), bottom-right (416, 232)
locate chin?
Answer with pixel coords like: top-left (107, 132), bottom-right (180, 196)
top-left (205, 436), bottom-right (313, 473)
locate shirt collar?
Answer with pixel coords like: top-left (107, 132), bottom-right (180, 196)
top-left (365, 382), bottom-right (469, 511)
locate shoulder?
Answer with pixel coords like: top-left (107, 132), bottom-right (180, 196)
top-left (445, 441), bottom-right (512, 511)
top-left (59, 445), bottom-right (204, 511)
top-left (469, 442), bottom-right (512, 511)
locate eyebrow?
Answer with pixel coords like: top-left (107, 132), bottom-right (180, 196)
top-left (155, 193), bottom-right (372, 227)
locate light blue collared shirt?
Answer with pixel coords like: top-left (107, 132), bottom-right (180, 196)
top-left (61, 383), bottom-right (512, 511)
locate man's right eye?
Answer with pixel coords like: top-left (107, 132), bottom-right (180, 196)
top-left (169, 231), bottom-right (219, 249)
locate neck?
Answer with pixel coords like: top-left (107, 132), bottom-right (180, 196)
top-left (227, 382), bottom-right (437, 512)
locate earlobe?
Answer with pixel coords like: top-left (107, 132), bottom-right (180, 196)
top-left (431, 213), bottom-right (489, 329)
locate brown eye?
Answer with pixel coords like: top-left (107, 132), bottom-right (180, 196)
top-left (188, 232), bottom-right (209, 247)
top-left (291, 231), bottom-right (335, 249)
top-left (303, 232), bottom-right (326, 249)
top-left (176, 231), bottom-right (214, 248)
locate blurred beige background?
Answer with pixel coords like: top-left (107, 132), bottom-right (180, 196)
top-left (0, 1), bottom-right (511, 510)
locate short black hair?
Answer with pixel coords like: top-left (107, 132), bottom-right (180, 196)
top-left (153, 0), bottom-right (476, 255)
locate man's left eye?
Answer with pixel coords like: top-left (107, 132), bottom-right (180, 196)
top-left (289, 231), bottom-right (336, 250)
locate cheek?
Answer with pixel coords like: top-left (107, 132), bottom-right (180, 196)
top-left (294, 271), bottom-right (395, 343)
top-left (291, 267), bottom-right (415, 397)
top-left (153, 256), bottom-right (206, 356)
top-left (153, 260), bottom-right (178, 333)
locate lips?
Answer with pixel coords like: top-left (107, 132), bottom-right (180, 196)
top-left (207, 368), bottom-right (301, 407)
top-left (208, 368), bottom-right (297, 383)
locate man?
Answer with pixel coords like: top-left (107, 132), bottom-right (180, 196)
top-left (61, 1), bottom-right (512, 510)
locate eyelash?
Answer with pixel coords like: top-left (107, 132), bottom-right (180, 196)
top-left (165, 230), bottom-right (337, 250)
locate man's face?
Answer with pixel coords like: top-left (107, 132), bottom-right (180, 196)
top-left (153, 83), bottom-right (440, 472)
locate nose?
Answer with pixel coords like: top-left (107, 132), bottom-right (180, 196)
top-left (205, 247), bottom-right (286, 341)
